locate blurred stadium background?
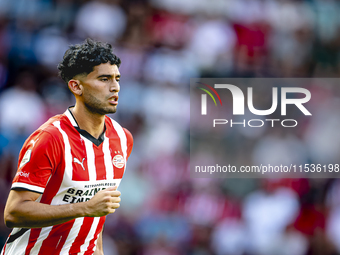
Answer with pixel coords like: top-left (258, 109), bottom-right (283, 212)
top-left (0, 0), bottom-right (340, 254)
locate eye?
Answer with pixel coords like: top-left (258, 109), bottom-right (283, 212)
top-left (101, 78), bottom-right (109, 82)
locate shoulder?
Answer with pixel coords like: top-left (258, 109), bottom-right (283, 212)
top-left (25, 113), bottom-right (72, 148)
top-left (105, 116), bottom-right (132, 136)
top-left (123, 128), bottom-right (133, 143)
top-left (105, 116), bottom-right (133, 145)
top-left (37, 115), bottom-right (65, 140)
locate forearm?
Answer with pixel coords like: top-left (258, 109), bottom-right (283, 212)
top-left (4, 187), bottom-right (120, 229)
top-left (5, 200), bottom-right (87, 228)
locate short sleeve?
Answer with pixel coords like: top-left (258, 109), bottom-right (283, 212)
top-left (123, 128), bottom-right (133, 160)
top-left (12, 130), bottom-right (61, 194)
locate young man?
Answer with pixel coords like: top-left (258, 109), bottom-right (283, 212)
top-left (1, 38), bottom-right (133, 255)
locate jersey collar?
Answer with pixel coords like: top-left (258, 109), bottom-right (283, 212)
top-left (65, 107), bottom-right (106, 146)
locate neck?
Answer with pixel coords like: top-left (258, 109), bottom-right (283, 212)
top-left (71, 104), bottom-right (105, 139)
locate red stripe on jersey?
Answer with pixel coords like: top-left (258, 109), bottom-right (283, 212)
top-left (84, 216), bottom-right (106, 255)
top-left (38, 220), bottom-right (75, 254)
top-left (2, 241), bottom-right (7, 254)
top-left (94, 144), bottom-right (106, 180)
top-left (25, 229), bottom-right (42, 255)
top-left (40, 161), bottom-right (65, 205)
top-left (69, 217), bottom-right (94, 254)
top-left (39, 123), bottom-right (66, 205)
top-left (68, 125), bottom-right (90, 182)
top-left (105, 120), bottom-right (124, 179)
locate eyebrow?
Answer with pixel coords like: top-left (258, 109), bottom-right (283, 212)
top-left (97, 74), bottom-right (121, 79)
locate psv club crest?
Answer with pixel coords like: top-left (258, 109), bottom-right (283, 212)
top-left (113, 154), bottom-right (125, 168)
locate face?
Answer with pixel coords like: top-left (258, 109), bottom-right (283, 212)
top-left (78, 63), bottom-right (121, 115)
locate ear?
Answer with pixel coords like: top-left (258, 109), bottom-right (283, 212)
top-left (68, 79), bottom-right (83, 96)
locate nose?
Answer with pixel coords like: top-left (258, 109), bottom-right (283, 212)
top-left (110, 80), bottom-right (120, 92)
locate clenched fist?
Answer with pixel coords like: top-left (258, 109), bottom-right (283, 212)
top-left (84, 186), bottom-right (121, 217)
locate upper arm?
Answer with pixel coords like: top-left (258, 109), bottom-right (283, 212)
top-left (5, 189), bottom-right (41, 211)
top-left (4, 189), bottom-right (41, 226)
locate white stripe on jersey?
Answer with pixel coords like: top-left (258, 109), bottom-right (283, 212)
top-left (51, 120), bottom-right (83, 252)
top-left (78, 217), bottom-right (100, 254)
top-left (29, 226), bottom-right (53, 254)
top-left (103, 135), bottom-right (114, 179)
top-left (11, 182), bottom-right (44, 193)
top-left (64, 109), bottom-right (78, 127)
top-left (60, 218), bottom-right (84, 254)
top-left (81, 135), bottom-right (96, 181)
top-left (109, 118), bottom-right (128, 166)
top-left (52, 121), bottom-right (74, 205)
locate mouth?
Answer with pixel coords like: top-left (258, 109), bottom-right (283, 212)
top-left (109, 95), bottom-right (118, 105)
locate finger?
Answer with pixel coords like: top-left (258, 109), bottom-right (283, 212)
top-left (109, 190), bottom-right (121, 197)
top-left (111, 203), bottom-right (120, 209)
top-left (105, 186), bottom-right (117, 191)
top-left (111, 196), bottom-right (121, 203)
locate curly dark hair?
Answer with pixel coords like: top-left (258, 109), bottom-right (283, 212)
top-left (57, 38), bottom-right (121, 83)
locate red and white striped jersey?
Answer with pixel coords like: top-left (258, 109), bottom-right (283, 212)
top-left (1, 108), bottom-right (133, 255)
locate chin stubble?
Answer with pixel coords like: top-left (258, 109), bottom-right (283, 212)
top-left (84, 93), bottom-right (117, 115)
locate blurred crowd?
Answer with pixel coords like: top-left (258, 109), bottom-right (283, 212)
top-left (1, 0), bottom-right (340, 254)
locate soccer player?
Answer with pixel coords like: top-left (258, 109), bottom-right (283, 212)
top-left (1, 38), bottom-right (133, 254)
